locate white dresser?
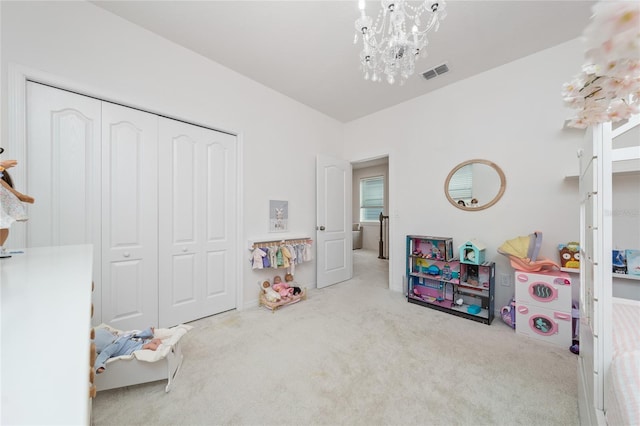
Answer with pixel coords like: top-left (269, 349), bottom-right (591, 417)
top-left (1, 245), bottom-right (93, 425)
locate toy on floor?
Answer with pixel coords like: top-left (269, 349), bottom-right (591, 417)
top-left (570, 340), bottom-right (579, 355)
top-left (498, 231), bottom-right (560, 272)
top-left (284, 273), bottom-right (302, 295)
top-left (259, 274), bottom-right (307, 312)
top-left (272, 275), bottom-right (293, 298)
top-left (258, 280), bottom-right (281, 302)
top-left (500, 298), bottom-right (516, 329)
top-left (94, 327), bottom-right (162, 374)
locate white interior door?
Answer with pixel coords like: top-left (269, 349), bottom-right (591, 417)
top-left (101, 103), bottom-right (159, 330)
top-left (158, 118), bottom-right (237, 327)
top-left (26, 82), bottom-right (101, 248)
top-left (26, 82), bottom-right (103, 320)
top-left (316, 154), bottom-right (352, 288)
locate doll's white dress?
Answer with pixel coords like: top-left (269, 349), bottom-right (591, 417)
top-left (0, 184), bottom-right (28, 228)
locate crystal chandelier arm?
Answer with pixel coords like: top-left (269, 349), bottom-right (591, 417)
top-left (412, 10), bottom-right (445, 35)
top-left (354, 0), bottom-right (447, 84)
top-left (371, 8), bottom-right (388, 37)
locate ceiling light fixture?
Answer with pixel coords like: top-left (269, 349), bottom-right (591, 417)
top-left (354, 0), bottom-right (447, 85)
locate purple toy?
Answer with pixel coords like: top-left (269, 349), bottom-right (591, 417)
top-left (500, 298), bottom-right (516, 329)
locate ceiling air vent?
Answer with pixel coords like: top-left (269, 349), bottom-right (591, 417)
top-left (422, 69), bottom-right (438, 80)
top-left (422, 63), bottom-right (449, 81)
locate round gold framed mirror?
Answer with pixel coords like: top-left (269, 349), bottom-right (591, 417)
top-left (444, 159), bottom-right (506, 211)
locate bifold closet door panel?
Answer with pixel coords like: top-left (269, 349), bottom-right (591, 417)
top-left (26, 83), bottom-right (101, 247)
top-left (26, 82), bottom-right (103, 321)
top-left (101, 102), bottom-right (159, 331)
top-left (158, 117), bottom-right (237, 327)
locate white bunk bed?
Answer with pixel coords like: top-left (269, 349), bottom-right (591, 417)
top-left (578, 113), bottom-right (640, 425)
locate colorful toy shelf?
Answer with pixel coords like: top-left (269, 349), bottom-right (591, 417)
top-left (406, 235), bottom-right (495, 325)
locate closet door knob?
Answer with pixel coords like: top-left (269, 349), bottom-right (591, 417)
top-left (182, 248), bottom-right (188, 252)
top-left (319, 226), bottom-right (326, 231)
top-left (123, 252), bottom-right (130, 258)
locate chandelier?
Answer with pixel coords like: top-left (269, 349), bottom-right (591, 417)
top-left (354, 0), bottom-right (447, 84)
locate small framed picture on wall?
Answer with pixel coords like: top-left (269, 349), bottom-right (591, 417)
top-left (269, 200), bottom-right (288, 232)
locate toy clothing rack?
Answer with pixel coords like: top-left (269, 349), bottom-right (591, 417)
top-left (248, 237), bottom-right (313, 272)
top-left (249, 237), bottom-right (312, 250)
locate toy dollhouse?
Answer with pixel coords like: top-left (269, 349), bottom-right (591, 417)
top-left (406, 235), bottom-right (495, 324)
top-left (410, 236), bottom-right (454, 261)
top-left (459, 239), bottom-right (486, 265)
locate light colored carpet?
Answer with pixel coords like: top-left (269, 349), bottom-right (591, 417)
top-left (91, 249), bottom-right (578, 426)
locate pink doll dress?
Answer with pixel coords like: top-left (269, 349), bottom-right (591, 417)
top-left (0, 184), bottom-right (28, 228)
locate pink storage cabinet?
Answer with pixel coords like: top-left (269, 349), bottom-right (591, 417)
top-left (515, 303), bottom-right (573, 347)
top-left (515, 270), bottom-right (572, 311)
top-left (514, 270), bottom-right (572, 347)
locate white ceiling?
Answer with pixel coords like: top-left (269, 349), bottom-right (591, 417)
top-left (91, 1), bottom-right (595, 123)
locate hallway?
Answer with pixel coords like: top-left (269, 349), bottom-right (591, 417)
top-left (353, 248), bottom-right (389, 289)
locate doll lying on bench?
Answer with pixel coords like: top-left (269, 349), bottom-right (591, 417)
top-left (93, 323), bottom-right (192, 392)
top-left (94, 326), bottom-right (162, 373)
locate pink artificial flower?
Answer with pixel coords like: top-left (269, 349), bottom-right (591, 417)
top-left (581, 103), bottom-right (610, 123)
top-left (608, 99), bottom-right (639, 122)
top-left (600, 75), bottom-right (626, 97)
top-left (561, 1), bottom-right (640, 127)
top-left (584, 1), bottom-right (640, 50)
top-left (566, 116), bottom-right (590, 129)
top-left (583, 2), bottom-right (640, 69)
top-left (562, 80), bottom-right (582, 98)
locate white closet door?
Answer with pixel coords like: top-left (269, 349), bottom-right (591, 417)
top-left (158, 117), bottom-right (237, 327)
top-left (101, 103), bottom-right (159, 330)
top-left (25, 82), bottom-right (103, 320)
top-left (26, 82), bottom-right (101, 247)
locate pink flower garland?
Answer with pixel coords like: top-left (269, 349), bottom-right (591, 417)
top-left (563, 1), bottom-right (640, 128)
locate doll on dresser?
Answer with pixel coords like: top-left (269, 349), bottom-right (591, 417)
top-left (0, 147), bottom-right (35, 258)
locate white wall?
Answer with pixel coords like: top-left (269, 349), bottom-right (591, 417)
top-left (352, 163), bottom-right (389, 251)
top-left (343, 39), bottom-right (592, 310)
top-left (3, 3), bottom-right (635, 314)
top-left (0, 1), bottom-right (343, 308)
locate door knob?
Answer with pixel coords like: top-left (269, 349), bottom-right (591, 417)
top-left (123, 252), bottom-right (130, 258)
top-left (319, 225), bottom-right (326, 231)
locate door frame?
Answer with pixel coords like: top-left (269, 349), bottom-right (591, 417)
top-left (350, 153), bottom-right (394, 291)
top-left (7, 63), bottom-right (246, 310)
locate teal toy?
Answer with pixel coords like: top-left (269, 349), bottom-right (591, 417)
top-left (426, 265), bottom-right (441, 275)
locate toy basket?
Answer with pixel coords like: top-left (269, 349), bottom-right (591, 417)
top-left (259, 289), bottom-right (307, 312)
